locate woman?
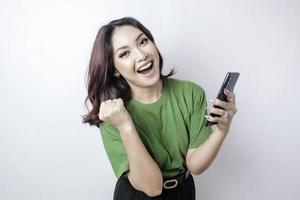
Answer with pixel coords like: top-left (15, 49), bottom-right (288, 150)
top-left (82, 17), bottom-right (237, 200)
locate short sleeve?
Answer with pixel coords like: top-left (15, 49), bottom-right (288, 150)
top-left (188, 83), bottom-right (213, 149)
top-left (99, 122), bottom-right (129, 178)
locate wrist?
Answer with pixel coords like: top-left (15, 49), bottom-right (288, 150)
top-left (210, 128), bottom-right (228, 150)
top-left (212, 127), bottom-right (229, 142)
top-left (215, 126), bottom-right (230, 135)
top-left (117, 119), bottom-right (135, 134)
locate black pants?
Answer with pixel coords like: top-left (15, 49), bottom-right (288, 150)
top-left (113, 173), bottom-right (195, 200)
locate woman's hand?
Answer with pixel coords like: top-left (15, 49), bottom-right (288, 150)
top-left (99, 98), bottom-right (132, 129)
top-left (206, 89), bottom-right (238, 134)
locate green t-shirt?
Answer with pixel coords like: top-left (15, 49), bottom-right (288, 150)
top-left (99, 78), bottom-right (213, 178)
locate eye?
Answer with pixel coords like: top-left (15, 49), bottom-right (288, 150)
top-left (139, 37), bottom-right (149, 46)
top-left (119, 51), bottom-right (129, 58)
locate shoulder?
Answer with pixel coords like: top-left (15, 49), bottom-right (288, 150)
top-left (165, 78), bottom-right (207, 113)
top-left (166, 78), bottom-right (205, 97)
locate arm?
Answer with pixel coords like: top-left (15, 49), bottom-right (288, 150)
top-left (186, 128), bottom-right (227, 175)
top-left (186, 89), bottom-right (237, 175)
top-left (99, 98), bottom-right (162, 197)
top-left (118, 121), bottom-right (163, 197)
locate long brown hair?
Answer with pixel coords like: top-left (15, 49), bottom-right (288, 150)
top-left (82, 17), bottom-right (175, 127)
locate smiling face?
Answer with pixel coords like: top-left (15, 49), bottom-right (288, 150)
top-left (112, 25), bottom-right (161, 94)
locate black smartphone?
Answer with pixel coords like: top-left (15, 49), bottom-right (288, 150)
top-left (205, 72), bottom-right (240, 126)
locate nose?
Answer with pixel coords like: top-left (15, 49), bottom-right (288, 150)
top-left (134, 48), bottom-right (148, 62)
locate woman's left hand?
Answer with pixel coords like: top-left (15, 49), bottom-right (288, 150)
top-left (206, 89), bottom-right (238, 134)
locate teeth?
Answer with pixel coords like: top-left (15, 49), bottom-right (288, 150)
top-left (138, 62), bottom-right (152, 72)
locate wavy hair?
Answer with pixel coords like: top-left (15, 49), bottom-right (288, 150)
top-left (82, 17), bottom-right (175, 127)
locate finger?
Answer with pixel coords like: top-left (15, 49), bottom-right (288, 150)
top-left (103, 100), bottom-right (116, 117)
top-left (111, 99), bottom-right (119, 112)
top-left (116, 98), bottom-right (124, 107)
top-left (208, 107), bottom-right (227, 117)
top-left (110, 98), bottom-right (125, 114)
top-left (210, 98), bottom-right (229, 110)
top-left (205, 114), bottom-right (229, 123)
top-left (99, 104), bottom-right (104, 120)
top-left (224, 89), bottom-right (236, 104)
top-left (99, 101), bottom-right (107, 118)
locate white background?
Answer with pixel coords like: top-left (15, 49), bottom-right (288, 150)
top-left (1, 0), bottom-right (299, 199)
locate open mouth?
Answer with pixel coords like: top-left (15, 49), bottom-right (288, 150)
top-left (137, 61), bottom-right (153, 75)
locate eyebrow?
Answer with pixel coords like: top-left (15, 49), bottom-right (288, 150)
top-left (114, 33), bottom-right (145, 54)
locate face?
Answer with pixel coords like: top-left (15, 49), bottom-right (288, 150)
top-left (111, 25), bottom-right (161, 92)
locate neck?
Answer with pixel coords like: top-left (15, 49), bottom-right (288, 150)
top-left (131, 79), bottom-right (163, 104)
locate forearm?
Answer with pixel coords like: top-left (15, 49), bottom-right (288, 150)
top-left (187, 128), bottom-right (228, 175)
top-left (118, 121), bottom-right (163, 197)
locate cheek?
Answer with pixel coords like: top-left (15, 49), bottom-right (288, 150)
top-left (149, 45), bottom-right (159, 59)
top-left (151, 48), bottom-right (160, 63)
top-left (115, 59), bottom-right (135, 73)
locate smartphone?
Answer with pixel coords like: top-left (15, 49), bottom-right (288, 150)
top-left (205, 72), bottom-right (240, 126)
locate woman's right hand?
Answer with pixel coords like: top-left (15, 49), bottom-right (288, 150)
top-left (99, 98), bottom-right (132, 129)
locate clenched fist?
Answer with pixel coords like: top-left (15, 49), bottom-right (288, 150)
top-left (99, 98), bottom-right (132, 129)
